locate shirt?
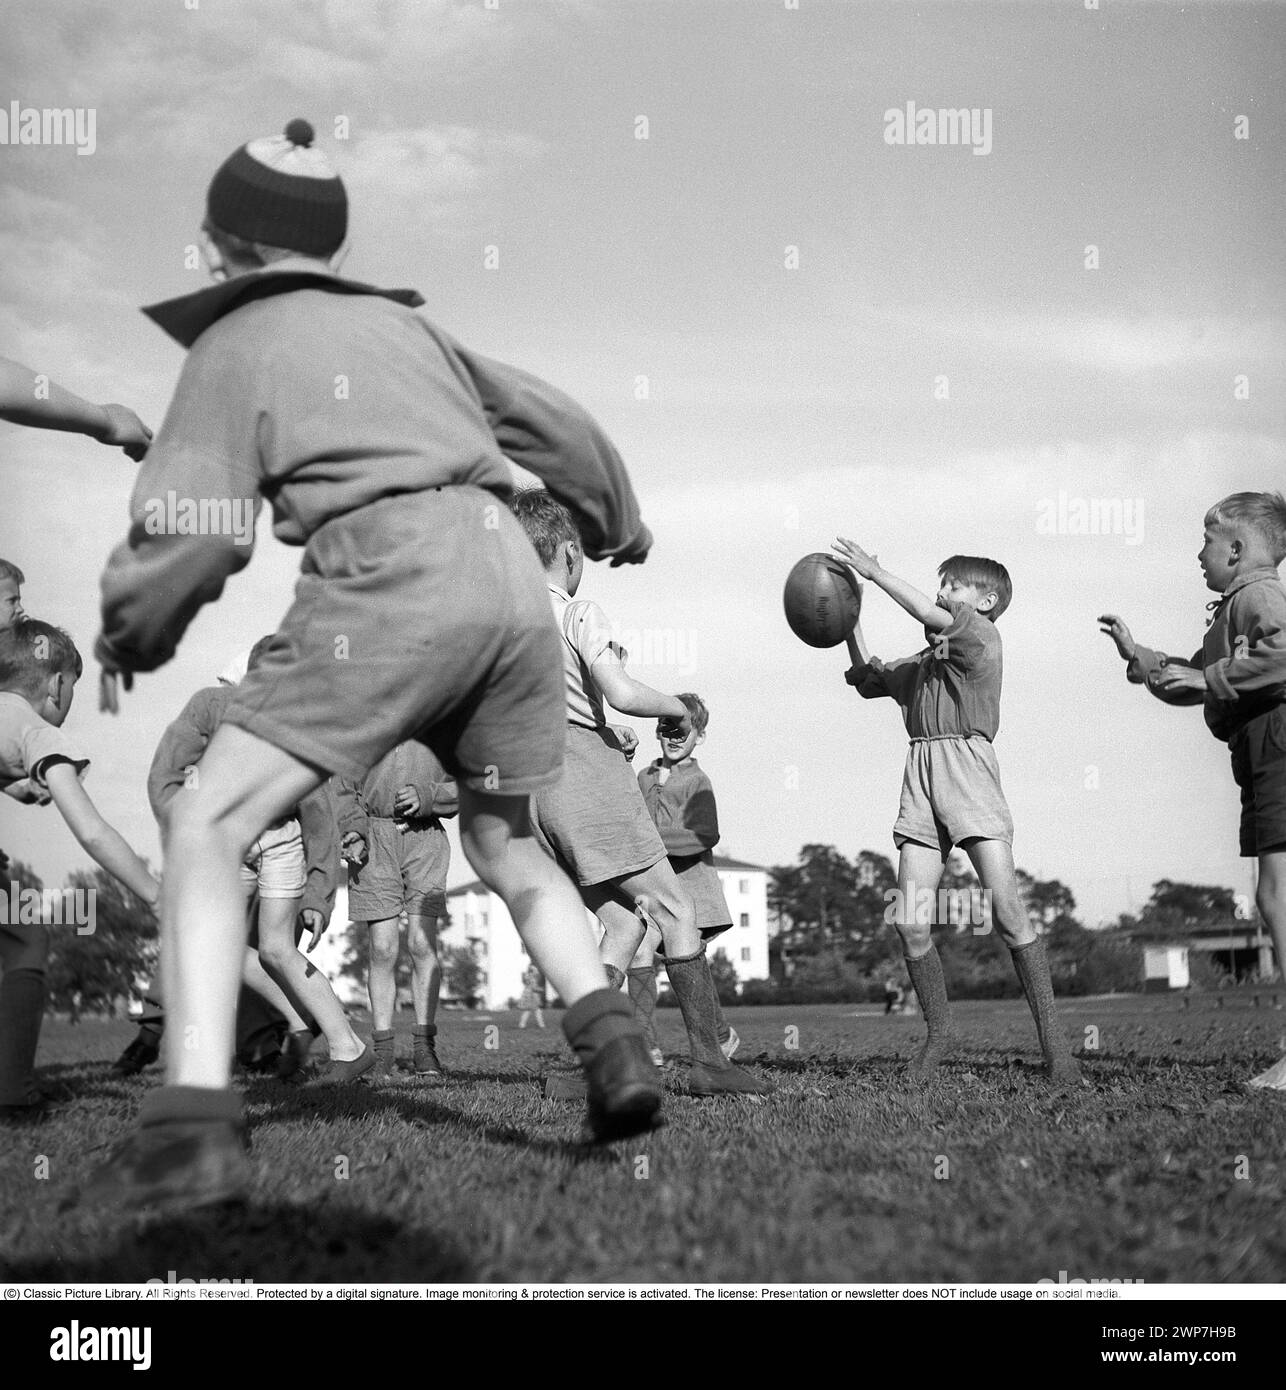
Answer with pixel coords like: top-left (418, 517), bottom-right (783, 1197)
top-left (549, 585), bottom-right (623, 729)
top-left (0, 691), bottom-right (89, 792)
top-left (1126, 566), bottom-right (1286, 742)
top-left (334, 742), bottom-right (459, 833)
top-left (97, 264), bottom-right (651, 675)
top-left (637, 757), bottom-right (720, 857)
top-left (848, 599), bottom-right (1003, 740)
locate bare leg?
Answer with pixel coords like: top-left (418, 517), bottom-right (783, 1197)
top-left (1248, 849), bottom-right (1286, 1088)
top-left (894, 842), bottom-right (953, 1076)
top-left (366, 916), bottom-right (400, 1034)
top-left (406, 914), bottom-right (441, 1026)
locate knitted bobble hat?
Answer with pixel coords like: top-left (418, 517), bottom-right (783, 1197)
top-left (206, 117), bottom-right (347, 257)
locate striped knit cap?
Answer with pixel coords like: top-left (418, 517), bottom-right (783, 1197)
top-left (206, 118), bottom-right (346, 256)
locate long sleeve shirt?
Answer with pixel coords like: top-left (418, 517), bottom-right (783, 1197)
top-left (98, 264), bottom-right (651, 674)
top-left (1126, 567), bottom-right (1286, 742)
top-left (637, 757), bottom-right (720, 858)
top-left (333, 742), bottom-right (458, 838)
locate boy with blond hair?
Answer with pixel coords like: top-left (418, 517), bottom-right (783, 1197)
top-left (1101, 491), bottom-right (1286, 1089)
top-left (833, 539), bottom-right (1079, 1084)
top-left (85, 117), bottom-right (662, 1210)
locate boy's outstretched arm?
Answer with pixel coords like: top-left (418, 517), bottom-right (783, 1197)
top-left (447, 342), bottom-right (652, 566)
top-left (1098, 614), bottom-right (1205, 706)
top-left (43, 761), bottom-right (160, 906)
top-left (832, 538), bottom-right (952, 632)
top-left (0, 356), bottom-right (152, 460)
top-left (589, 650), bottom-right (687, 724)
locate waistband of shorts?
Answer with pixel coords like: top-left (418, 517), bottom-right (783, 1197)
top-left (368, 813), bottom-right (445, 830)
top-left (908, 732), bottom-right (992, 744)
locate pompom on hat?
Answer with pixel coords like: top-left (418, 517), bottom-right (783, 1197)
top-left (206, 118), bottom-right (347, 257)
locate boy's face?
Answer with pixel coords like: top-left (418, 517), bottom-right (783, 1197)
top-left (0, 578), bottom-right (23, 630)
top-left (936, 575), bottom-right (995, 615)
top-left (1198, 522), bottom-right (1239, 593)
top-left (657, 718), bottom-right (702, 764)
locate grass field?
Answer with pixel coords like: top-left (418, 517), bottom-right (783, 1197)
top-left (3, 994), bottom-right (1286, 1285)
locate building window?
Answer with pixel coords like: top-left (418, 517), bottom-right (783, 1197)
top-left (741, 948), bottom-right (751, 962)
top-left (740, 913), bottom-right (750, 927)
top-left (739, 878), bottom-right (750, 894)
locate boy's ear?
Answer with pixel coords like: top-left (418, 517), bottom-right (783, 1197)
top-left (977, 591), bottom-right (998, 613)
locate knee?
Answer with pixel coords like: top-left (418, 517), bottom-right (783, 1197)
top-left (896, 923), bottom-right (932, 957)
top-left (369, 937), bottom-right (399, 970)
top-left (257, 938), bottom-right (293, 972)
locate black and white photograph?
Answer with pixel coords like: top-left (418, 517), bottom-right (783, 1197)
top-left (1, 0), bottom-right (1284, 1340)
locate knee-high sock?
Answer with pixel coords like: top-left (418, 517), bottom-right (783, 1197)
top-left (1010, 937), bottom-right (1078, 1080)
top-left (627, 966), bottom-right (659, 1050)
top-left (904, 946), bottom-right (954, 1074)
top-left (662, 949), bottom-right (726, 1067)
top-left (0, 968), bottom-right (46, 1103)
top-left (561, 988), bottom-right (638, 1066)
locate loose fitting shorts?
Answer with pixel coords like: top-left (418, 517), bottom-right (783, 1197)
top-left (348, 816), bottom-right (449, 920)
top-left (223, 487), bottom-right (566, 796)
top-left (240, 819), bottom-right (305, 900)
top-left (893, 734), bottom-right (1014, 855)
top-left (530, 724), bottom-right (667, 887)
top-left (1230, 706), bottom-right (1286, 857)
top-left (0, 866), bottom-right (48, 975)
top-left (670, 852), bottom-right (733, 935)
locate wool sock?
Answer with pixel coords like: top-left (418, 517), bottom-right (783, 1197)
top-left (561, 989), bottom-right (637, 1066)
top-left (0, 968), bottom-right (45, 1104)
top-left (372, 1029), bottom-right (395, 1056)
top-left (713, 993), bottom-right (732, 1046)
top-left (904, 946), bottom-right (954, 1076)
top-left (139, 1085), bottom-right (244, 1127)
top-left (626, 966), bottom-right (659, 1050)
top-left (1010, 937), bottom-right (1079, 1082)
top-left (411, 1024), bottom-right (436, 1040)
top-left (663, 949), bottom-right (727, 1068)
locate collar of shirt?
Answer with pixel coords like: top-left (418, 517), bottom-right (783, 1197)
top-left (1206, 566), bottom-right (1282, 622)
top-left (548, 583), bottom-right (572, 601)
top-left (142, 261), bottom-right (426, 349)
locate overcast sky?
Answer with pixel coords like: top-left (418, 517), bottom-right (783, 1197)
top-left (3, 0), bottom-right (1283, 925)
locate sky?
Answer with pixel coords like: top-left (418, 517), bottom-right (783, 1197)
top-left (2, 0), bottom-right (1283, 926)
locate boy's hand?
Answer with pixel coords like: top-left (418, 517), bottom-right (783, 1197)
top-left (1097, 614), bottom-right (1137, 661)
top-left (2, 778), bottom-right (52, 805)
top-left (1152, 665), bottom-right (1207, 694)
top-left (393, 784), bottom-right (422, 818)
top-left (832, 537), bottom-right (881, 581)
top-left (340, 832), bottom-right (368, 868)
top-left (298, 907), bottom-right (325, 951)
top-left (608, 724), bottom-right (639, 761)
top-left (96, 404), bottom-right (153, 461)
top-left (657, 713), bottom-right (691, 740)
top-left (98, 665), bottom-right (133, 715)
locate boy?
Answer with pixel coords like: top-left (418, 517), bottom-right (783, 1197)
top-left (0, 619), bottom-right (160, 1118)
top-left (0, 559), bottom-right (23, 631)
top-left (511, 489), bottom-right (771, 1096)
top-left (87, 118), bottom-right (662, 1211)
top-left (0, 355), bottom-right (152, 460)
top-left (832, 538), bottom-right (1079, 1084)
top-left (1101, 491), bottom-right (1286, 1089)
top-left (336, 742), bottom-right (458, 1079)
top-left (633, 692), bottom-right (740, 1065)
top-left (117, 638), bottom-right (360, 1083)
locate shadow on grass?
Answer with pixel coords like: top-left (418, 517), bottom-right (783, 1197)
top-left (4, 1203), bottom-right (477, 1282)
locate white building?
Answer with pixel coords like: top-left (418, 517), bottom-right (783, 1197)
top-left (442, 853), bottom-right (772, 1010)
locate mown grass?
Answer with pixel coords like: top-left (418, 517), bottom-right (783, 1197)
top-left (3, 995), bottom-right (1286, 1284)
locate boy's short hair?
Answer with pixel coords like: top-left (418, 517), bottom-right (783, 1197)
top-left (939, 555), bottom-right (1012, 622)
top-left (676, 692), bottom-right (710, 735)
top-left (509, 489), bottom-right (580, 567)
top-left (203, 219), bottom-right (302, 269)
top-left (1205, 492), bottom-right (1286, 565)
top-left (0, 558), bottom-right (25, 585)
top-left (0, 618), bottom-right (83, 699)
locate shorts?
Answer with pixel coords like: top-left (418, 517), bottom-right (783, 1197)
top-left (348, 816), bottom-right (449, 919)
top-left (530, 724), bottom-right (667, 887)
top-left (670, 852), bottom-right (732, 935)
top-left (240, 820), bottom-right (306, 900)
top-left (1230, 706), bottom-right (1286, 857)
top-left (0, 865), bottom-right (48, 975)
top-left (222, 487), bottom-right (566, 795)
top-left (893, 734), bottom-right (1014, 855)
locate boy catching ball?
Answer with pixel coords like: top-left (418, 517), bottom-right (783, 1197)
top-left (85, 118), bottom-right (662, 1211)
top-left (833, 538), bottom-right (1079, 1084)
top-left (1101, 491), bottom-right (1286, 1089)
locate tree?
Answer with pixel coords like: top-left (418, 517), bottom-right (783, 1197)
top-left (44, 868), bottom-right (159, 1022)
top-left (769, 844), bottom-right (895, 958)
top-left (441, 942), bottom-right (484, 1007)
top-left (339, 917), bottom-right (413, 997)
top-left (707, 948), bottom-right (740, 1005)
top-left (1132, 880), bottom-right (1243, 939)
